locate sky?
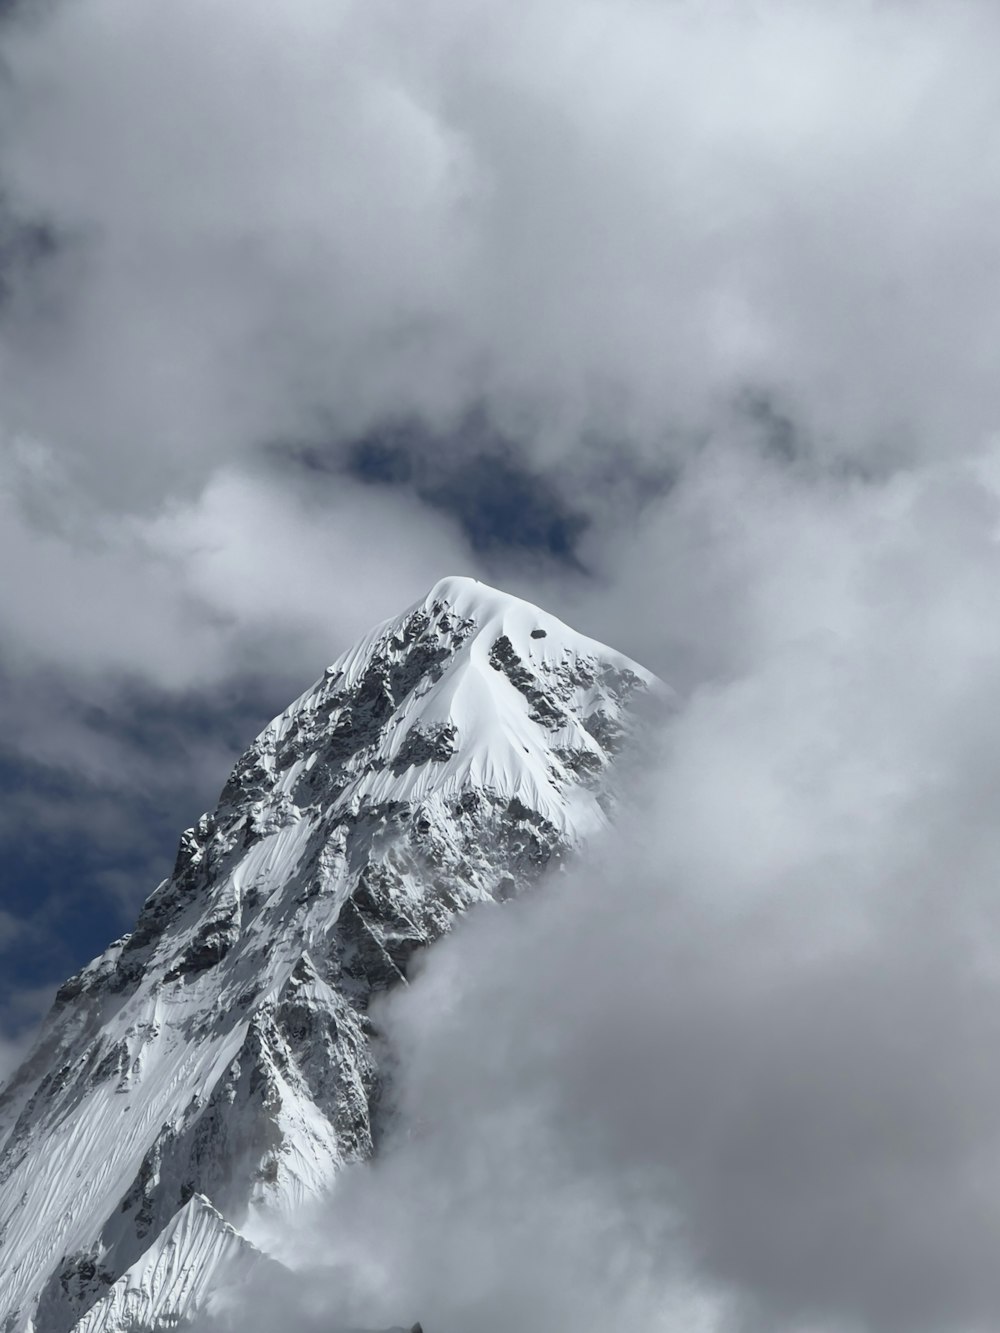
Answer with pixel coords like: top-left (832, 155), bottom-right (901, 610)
top-left (3, 0), bottom-right (1000, 1326)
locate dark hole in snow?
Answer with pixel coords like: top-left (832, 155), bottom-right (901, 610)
top-left (530, 628), bottom-right (547, 638)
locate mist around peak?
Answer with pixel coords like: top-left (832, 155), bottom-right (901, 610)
top-left (208, 450), bottom-right (1000, 1333)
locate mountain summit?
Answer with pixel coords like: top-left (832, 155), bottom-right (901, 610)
top-left (0, 577), bottom-right (663, 1333)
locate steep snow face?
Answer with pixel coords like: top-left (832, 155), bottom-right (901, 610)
top-left (0, 577), bottom-right (665, 1333)
top-left (71, 1196), bottom-right (263, 1333)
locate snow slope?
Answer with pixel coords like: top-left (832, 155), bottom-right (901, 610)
top-left (0, 576), bottom-right (665, 1333)
top-left (72, 1196), bottom-right (262, 1333)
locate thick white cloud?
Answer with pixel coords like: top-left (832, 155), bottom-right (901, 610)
top-left (2, 0), bottom-right (999, 490)
top-left (1, 0), bottom-right (999, 698)
top-left (218, 443), bottom-right (1000, 1333)
top-left (0, 437), bottom-right (474, 690)
top-left (0, 0), bottom-right (998, 714)
top-left (0, 1010), bottom-right (37, 1093)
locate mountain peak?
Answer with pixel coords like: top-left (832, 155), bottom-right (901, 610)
top-left (417, 573), bottom-right (558, 627)
top-left (420, 572), bottom-right (482, 604)
top-left (416, 575), bottom-right (626, 664)
top-left (0, 581), bottom-right (665, 1333)
top-left (271, 573), bottom-right (662, 835)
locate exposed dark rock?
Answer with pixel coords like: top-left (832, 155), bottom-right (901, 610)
top-left (390, 723), bottom-right (457, 773)
top-left (34, 1251), bottom-right (115, 1333)
top-left (488, 635), bottom-right (566, 728)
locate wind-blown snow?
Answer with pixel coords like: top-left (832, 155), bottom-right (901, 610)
top-left (0, 577), bottom-right (664, 1333)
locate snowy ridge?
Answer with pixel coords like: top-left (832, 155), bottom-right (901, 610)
top-left (72, 1196), bottom-right (261, 1333)
top-left (0, 577), bottom-right (664, 1333)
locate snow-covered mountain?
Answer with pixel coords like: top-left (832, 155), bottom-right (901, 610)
top-left (0, 576), bottom-right (664, 1333)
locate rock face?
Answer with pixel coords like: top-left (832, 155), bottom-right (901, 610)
top-left (0, 576), bottom-right (664, 1333)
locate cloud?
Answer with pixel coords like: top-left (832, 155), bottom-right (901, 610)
top-left (3, 0), bottom-right (1000, 504)
top-left (0, 437), bottom-right (473, 693)
top-left (2, 0), bottom-right (999, 697)
top-left (0, 908), bottom-right (25, 952)
top-left (0, 433), bottom-right (473, 916)
top-left (207, 442), bottom-right (1000, 1333)
top-left (0, 428), bottom-right (473, 1002)
top-left (0, 982), bottom-right (51, 1093)
top-left (0, 1034), bottom-right (25, 1091)
top-left (3, 0), bottom-right (998, 726)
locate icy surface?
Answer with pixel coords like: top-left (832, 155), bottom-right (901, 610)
top-left (0, 577), bottom-right (664, 1333)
